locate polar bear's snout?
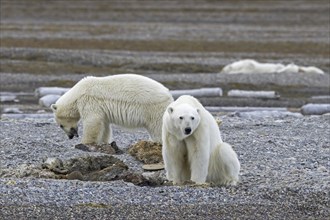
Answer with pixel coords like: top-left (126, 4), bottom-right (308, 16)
top-left (184, 127), bottom-right (192, 135)
top-left (67, 127), bottom-right (79, 139)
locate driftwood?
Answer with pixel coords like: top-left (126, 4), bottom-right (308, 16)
top-left (0, 92), bottom-right (34, 102)
top-left (227, 90), bottom-right (280, 99)
top-left (35, 87), bottom-right (70, 97)
top-left (0, 92), bottom-right (17, 102)
top-left (206, 106), bottom-right (302, 118)
top-left (310, 95), bottom-right (330, 100)
top-left (206, 106), bottom-right (287, 113)
top-left (1, 113), bottom-right (54, 120)
top-left (232, 111), bottom-right (302, 119)
top-left (39, 95), bottom-right (61, 107)
top-left (301, 104), bottom-right (330, 115)
top-left (309, 95), bottom-right (330, 103)
top-left (2, 108), bottom-right (23, 114)
top-left (0, 95), bottom-right (17, 102)
top-left (170, 88), bottom-right (222, 99)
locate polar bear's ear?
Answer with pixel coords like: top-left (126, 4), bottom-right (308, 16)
top-left (51, 104), bottom-right (57, 111)
top-left (168, 107), bottom-right (174, 114)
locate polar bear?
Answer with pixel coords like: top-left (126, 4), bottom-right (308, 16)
top-left (162, 95), bottom-right (240, 186)
top-left (221, 59), bottom-right (285, 74)
top-left (221, 59), bottom-right (325, 74)
top-left (51, 74), bottom-right (173, 144)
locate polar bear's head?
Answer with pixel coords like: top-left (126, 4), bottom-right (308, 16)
top-left (167, 103), bottom-right (200, 140)
top-left (51, 104), bottom-right (79, 139)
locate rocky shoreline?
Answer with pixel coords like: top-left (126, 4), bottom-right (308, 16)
top-left (0, 114), bottom-right (329, 219)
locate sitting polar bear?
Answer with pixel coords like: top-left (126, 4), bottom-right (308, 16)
top-left (162, 95), bottom-right (240, 186)
top-left (51, 74), bottom-right (173, 144)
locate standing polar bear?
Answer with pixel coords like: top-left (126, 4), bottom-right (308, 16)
top-left (51, 74), bottom-right (173, 144)
top-left (162, 95), bottom-right (240, 186)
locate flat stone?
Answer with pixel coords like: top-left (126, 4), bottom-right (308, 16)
top-left (142, 163), bottom-right (164, 171)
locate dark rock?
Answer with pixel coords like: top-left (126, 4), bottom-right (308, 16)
top-left (85, 163), bottom-right (128, 181)
top-left (63, 155), bottom-right (124, 174)
top-left (66, 171), bottom-right (84, 180)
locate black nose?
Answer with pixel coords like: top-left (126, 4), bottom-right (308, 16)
top-left (184, 127), bottom-right (192, 135)
top-left (70, 128), bottom-right (79, 137)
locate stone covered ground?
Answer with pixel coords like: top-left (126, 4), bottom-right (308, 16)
top-left (0, 115), bottom-right (329, 219)
top-left (0, 0), bottom-right (329, 219)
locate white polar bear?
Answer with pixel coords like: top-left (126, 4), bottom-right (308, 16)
top-left (221, 59), bottom-right (285, 74)
top-left (221, 59), bottom-right (324, 74)
top-left (51, 74), bottom-right (173, 144)
top-left (162, 95), bottom-right (240, 186)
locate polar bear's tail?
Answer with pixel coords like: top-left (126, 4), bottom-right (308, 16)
top-left (208, 142), bottom-right (240, 186)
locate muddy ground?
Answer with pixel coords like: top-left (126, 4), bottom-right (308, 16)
top-left (0, 0), bottom-right (330, 219)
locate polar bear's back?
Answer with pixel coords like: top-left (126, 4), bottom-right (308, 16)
top-left (68, 74), bottom-right (172, 105)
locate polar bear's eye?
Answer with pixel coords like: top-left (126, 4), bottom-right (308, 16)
top-left (60, 125), bottom-right (64, 129)
top-left (191, 117), bottom-right (195, 120)
top-left (179, 116), bottom-right (183, 120)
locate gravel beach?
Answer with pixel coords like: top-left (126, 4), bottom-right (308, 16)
top-left (0, 114), bottom-right (329, 219)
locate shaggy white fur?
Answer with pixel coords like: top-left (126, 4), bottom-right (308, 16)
top-left (162, 95), bottom-right (240, 186)
top-left (51, 74), bottom-right (173, 144)
top-left (221, 59), bottom-right (324, 74)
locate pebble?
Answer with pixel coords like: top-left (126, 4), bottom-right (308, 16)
top-left (317, 166), bottom-right (327, 172)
